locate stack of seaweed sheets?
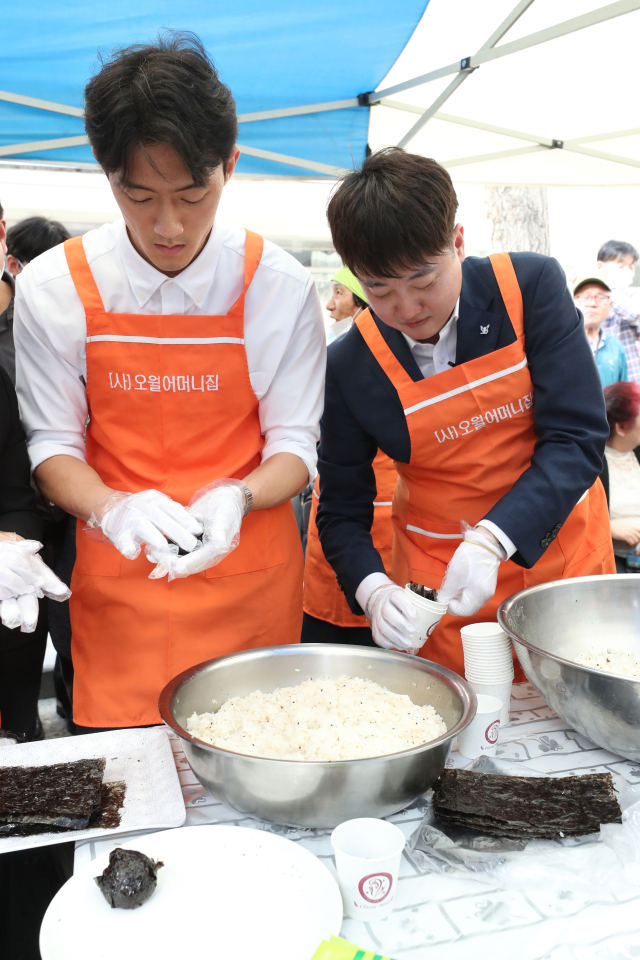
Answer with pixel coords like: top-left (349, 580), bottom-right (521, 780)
top-left (433, 769), bottom-right (622, 839)
top-left (0, 758), bottom-right (125, 838)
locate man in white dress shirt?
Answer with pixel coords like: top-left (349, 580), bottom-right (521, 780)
top-left (14, 32), bottom-right (326, 731)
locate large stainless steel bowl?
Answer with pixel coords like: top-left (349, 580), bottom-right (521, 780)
top-left (498, 574), bottom-right (640, 762)
top-left (159, 644), bottom-right (476, 828)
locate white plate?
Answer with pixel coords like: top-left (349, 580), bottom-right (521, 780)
top-left (40, 825), bottom-right (343, 960)
top-left (0, 727), bottom-right (185, 853)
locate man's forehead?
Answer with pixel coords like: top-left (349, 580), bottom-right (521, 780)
top-left (359, 262), bottom-right (439, 287)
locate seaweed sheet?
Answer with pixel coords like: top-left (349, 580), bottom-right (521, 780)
top-left (0, 778), bottom-right (125, 838)
top-left (0, 758), bottom-right (106, 833)
top-left (432, 769), bottom-right (622, 839)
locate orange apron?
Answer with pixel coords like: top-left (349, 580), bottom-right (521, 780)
top-left (65, 231), bottom-right (304, 728)
top-left (303, 450), bottom-right (396, 627)
top-left (355, 253), bottom-right (614, 680)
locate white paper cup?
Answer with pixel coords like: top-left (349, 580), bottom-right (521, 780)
top-left (331, 818), bottom-right (406, 921)
top-left (464, 658), bottom-right (514, 679)
top-left (460, 622), bottom-right (508, 642)
top-left (467, 679), bottom-right (512, 727)
top-left (461, 622), bottom-right (514, 684)
top-left (456, 694), bottom-right (503, 759)
top-left (404, 584), bottom-right (448, 647)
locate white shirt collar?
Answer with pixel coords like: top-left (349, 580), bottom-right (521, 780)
top-left (117, 217), bottom-right (226, 309)
top-left (401, 298), bottom-right (460, 357)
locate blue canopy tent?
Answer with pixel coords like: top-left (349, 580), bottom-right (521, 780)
top-left (0, 1), bottom-right (427, 177)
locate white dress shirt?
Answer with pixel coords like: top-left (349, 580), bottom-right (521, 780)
top-left (356, 301), bottom-right (515, 617)
top-left (14, 218), bottom-right (326, 482)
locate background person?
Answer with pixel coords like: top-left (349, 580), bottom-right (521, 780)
top-left (14, 33), bottom-right (325, 733)
top-left (316, 147), bottom-right (614, 678)
top-left (1, 216), bottom-right (71, 384)
top-left (601, 381), bottom-right (640, 572)
top-left (598, 240), bottom-right (640, 382)
top-left (302, 267), bottom-right (396, 645)
top-left (325, 266), bottom-right (368, 339)
top-left (573, 275), bottom-right (627, 387)
top-left (1, 213), bottom-right (74, 723)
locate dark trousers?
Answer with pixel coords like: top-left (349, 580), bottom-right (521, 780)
top-left (0, 601), bottom-right (47, 739)
top-left (301, 611), bottom-right (376, 647)
top-left (0, 842), bottom-right (74, 960)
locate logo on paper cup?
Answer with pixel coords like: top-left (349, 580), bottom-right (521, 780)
top-left (426, 621), bottom-right (438, 638)
top-left (485, 720), bottom-right (500, 744)
top-left (358, 872), bottom-right (393, 903)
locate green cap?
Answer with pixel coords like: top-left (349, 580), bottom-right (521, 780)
top-left (573, 272), bottom-right (611, 296)
top-left (331, 266), bottom-right (368, 305)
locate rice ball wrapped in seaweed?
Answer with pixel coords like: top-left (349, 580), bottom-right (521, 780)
top-left (95, 848), bottom-right (163, 909)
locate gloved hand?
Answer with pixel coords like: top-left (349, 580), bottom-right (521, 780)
top-left (150, 479), bottom-right (246, 580)
top-left (365, 578), bottom-right (419, 655)
top-left (437, 523), bottom-right (504, 617)
top-left (86, 489), bottom-right (203, 563)
top-left (0, 535), bottom-right (72, 633)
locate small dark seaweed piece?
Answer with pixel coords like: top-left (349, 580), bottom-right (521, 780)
top-left (95, 848), bottom-right (163, 909)
top-left (432, 769), bottom-right (622, 839)
top-left (409, 582), bottom-right (438, 602)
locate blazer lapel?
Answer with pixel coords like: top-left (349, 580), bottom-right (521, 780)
top-left (456, 260), bottom-right (506, 364)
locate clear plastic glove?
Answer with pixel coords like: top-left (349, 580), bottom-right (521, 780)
top-left (86, 489), bottom-right (203, 563)
top-left (150, 479), bottom-right (246, 580)
top-left (0, 535), bottom-right (71, 632)
top-left (365, 578), bottom-right (419, 655)
top-left (437, 523), bottom-right (504, 617)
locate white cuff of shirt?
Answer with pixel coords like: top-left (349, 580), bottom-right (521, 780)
top-left (478, 520), bottom-right (517, 559)
top-left (355, 571), bottom-right (394, 616)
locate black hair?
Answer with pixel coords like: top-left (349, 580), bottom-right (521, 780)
top-left (597, 240), bottom-right (639, 264)
top-left (328, 147), bottom-right (458, 279)
top-left (84, 31), bottom-right (238, 187)
top-left (0, 199), bottom-right (4, 220)
top-left (353, 293), bottom-right (367, 310)
top-left (6, 217), bottom-right (71, 262)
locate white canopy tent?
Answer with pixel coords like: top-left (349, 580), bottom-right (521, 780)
top-left (368, 0), bottom-right (640, 186)
top-left (3, 0), bottom-right (640, 273)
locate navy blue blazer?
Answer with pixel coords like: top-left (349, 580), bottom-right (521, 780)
top-left (316, 253), bottom-right (609, 615)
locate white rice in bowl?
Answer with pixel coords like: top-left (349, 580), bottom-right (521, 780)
top-left (186, 676), bottom-right (448, 761)
top-left (574, 648), bottom-right (640, 678)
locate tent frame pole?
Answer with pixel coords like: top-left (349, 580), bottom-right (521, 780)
top-left (397, 0), bottom-right (537, 148)
top-left (373, 0), bottom-right (640, 104)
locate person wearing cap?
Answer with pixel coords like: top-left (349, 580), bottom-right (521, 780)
top-left (302, 268), bottom-right (396, 645)
top-left (325, 267), bottom-right (369, 340)
top-left (315, 148), bottom-right (615, 679)
top-left (573, 275), bottom-right (627, 387)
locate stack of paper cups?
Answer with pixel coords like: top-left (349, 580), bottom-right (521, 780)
top-left (460, 622), bottom-right (514, 727)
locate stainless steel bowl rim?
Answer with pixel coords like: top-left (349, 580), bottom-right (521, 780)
top-left (498, 573), bottom-right (640, 685)
top-left (159, 643), bottom-right (476, 765)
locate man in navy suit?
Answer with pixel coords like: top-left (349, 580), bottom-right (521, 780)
top-left (316, 147), bottom-right (614, 672)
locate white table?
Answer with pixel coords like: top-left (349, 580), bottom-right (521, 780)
top-left (74, 684), bottom-right (640, 959)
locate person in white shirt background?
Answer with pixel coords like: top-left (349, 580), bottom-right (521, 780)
top-left (14, 31), bottom-right (326, 733)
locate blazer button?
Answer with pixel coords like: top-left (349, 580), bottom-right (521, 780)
top-left (540, 535), bottom-right (551, 548)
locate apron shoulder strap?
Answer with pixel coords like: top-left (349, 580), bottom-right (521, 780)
top-left (488, 252), bottom-right (524, 340)
top-left (228, 230), bottom-right (264, 318)
top-left (63, 236), bottom-right (105, 314)
top-left (355, 310), bottom-right (416, 390)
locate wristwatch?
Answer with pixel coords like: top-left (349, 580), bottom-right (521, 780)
top-left (241, 485), bottom-right (253, 517)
